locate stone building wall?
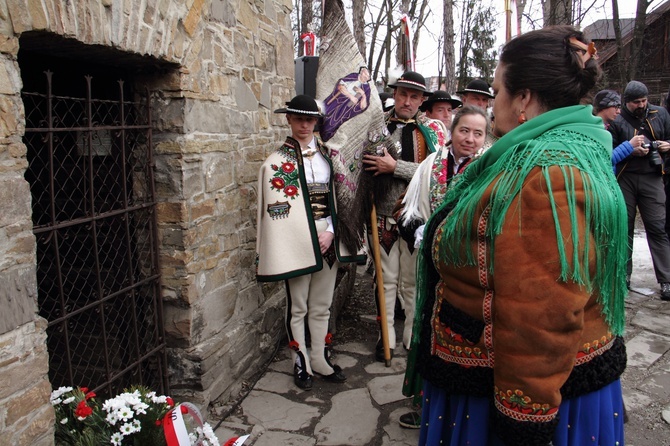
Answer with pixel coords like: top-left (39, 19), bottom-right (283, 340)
top-left (0, 0), bottom-right (297, 443)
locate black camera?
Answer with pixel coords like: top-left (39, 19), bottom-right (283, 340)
top-left (644, 141), bottom-right (663, 167)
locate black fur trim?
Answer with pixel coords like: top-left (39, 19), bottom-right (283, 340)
top-left (560, 336), bottom-right (626, 399)
top-left (437, 297), bottom-right (485, 343)
top-left (398, 218), bottom-right (423, 251)
top-left (417, 354), bottom-right (492, 397)
top-left (493, 406), bottom-right (557, 446)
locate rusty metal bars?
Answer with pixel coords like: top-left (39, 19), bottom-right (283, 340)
top-left (23, 72), bottom-right (168, 397)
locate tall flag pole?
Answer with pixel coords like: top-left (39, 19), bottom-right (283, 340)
top-left (505, 0), bottom-right (519, 42)
top-left (505, 0), bottom-right (513, 42)
top-left (400, 14), bottom-right (415, 71)
top-left (317, 0), bottom-right (393, 366)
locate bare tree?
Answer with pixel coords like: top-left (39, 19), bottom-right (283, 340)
top-left (542, 0), bottom-right (573, 26)
top-left (515, 0), bottom-right (527, 36)
top-left (628, 0), bottom-right (653, 81)
top-left (352, 0), bottom-right (367, 57)
top-left (611, 0), bottom-right (626, 83)
top-left (456, 0), bottom-right (498, 89)
top-left (442, 0), bottom-right (456, 92)
top-left (297, 0), bottom-right (314, 56)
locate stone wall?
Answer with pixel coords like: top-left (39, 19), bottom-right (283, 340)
top-left (0, 23), bottom-right (54, 443)
top-left (0, 0), bottom-right (297, 442)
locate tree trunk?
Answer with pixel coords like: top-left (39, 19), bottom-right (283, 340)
top-left (628, 0), bottom-right (651, 81)
top-left (443, 0), bottom-right (456, 92)
top-left (297, 0), bottom-right (314, 56)
top-left (611, 0), bottom-right (627, 87)
top-left (516, 0), bottom-right (526, 36)
top-left (352, 0), bottom-right (367, 58)
top-left (542, 0), bottom-right (573, 26)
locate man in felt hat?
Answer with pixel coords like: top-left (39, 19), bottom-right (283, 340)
top-left (420, 90), bottom-right (463, 139)
top-left (608, 80), bottom-right (670, 300)
top-left (256, 94), bottom-right (365, 389)
top-left (362, 71), bottom-right (447, 361)
top-left (456, 78), bottom-right (495, 110)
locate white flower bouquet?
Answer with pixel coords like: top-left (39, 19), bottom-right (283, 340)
top-left (51, 385), bottom-right (220, 446)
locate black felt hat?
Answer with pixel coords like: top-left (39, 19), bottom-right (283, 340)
top-left (456, 79), bottom-right (494, 99)
top-left (274, 94), bottom-right (323, 116)
top-left (388, 71), bottom-right (432, 96)
top-left (420, 90), bottom-right (463, 112)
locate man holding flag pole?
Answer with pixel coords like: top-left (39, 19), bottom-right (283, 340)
top-left (362, 71), bottom-right (445, 362)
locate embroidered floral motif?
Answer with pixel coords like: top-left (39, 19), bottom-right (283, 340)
top-left (494, 387), bottom-right (558, 418)
top-left (429, 155), bottom-right (449, 212)
top-left (368, 217), bottom-right (398, 255)
top-left (575, 333), bottom-right (614, 365)
top-left (424, 118), bottom-right (447, 148)
top-left (435, 158), bottom-right (448, 185)
top-left (278, 145), bottom-right (298, 163)
top-left (270, 162), bottom-right (300, 199)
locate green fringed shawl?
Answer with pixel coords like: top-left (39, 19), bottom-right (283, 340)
top-left (402, 105), bottom-right (628, 400)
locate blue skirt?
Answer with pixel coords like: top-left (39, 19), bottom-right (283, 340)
top-left (418, 379), bottom-right (624, 446)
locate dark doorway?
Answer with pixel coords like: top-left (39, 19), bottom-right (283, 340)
top-left (19, 32), bottom-right (174, 397)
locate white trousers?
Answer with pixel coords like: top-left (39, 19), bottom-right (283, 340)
top-left (369, 216), bottom-right (417, 349)
top-left (285, 220), bottom-right (339, 376)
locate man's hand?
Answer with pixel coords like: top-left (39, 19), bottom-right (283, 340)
top-left (319, 231), bottom-right (334, 254)
top-left (362, 148), bottom-right (397, 176)
top-left (657, 140), bottom-right (670, 153)
top-left (630, 135), bottom-right (647, 156)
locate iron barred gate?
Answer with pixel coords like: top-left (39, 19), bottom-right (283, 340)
top-left (22, 72), bottom-right (169, 397)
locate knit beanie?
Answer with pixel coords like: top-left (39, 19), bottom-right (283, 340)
top-left (593, 90), bottom-right (621, 112)
top-left (623, 81), bottom-right (648, 103)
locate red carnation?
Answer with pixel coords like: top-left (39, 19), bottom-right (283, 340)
top-left (284, 185), bottom-right (298, 196)
top-left (166, 397), bottom-right (174, 407)
top-left (84, 391), bottom-right (96, 400)
top-left (74, 400), bottom-right (93, 419)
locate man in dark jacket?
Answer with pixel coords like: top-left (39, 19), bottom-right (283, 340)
top-left (609, 80), bottom-right (670, 300)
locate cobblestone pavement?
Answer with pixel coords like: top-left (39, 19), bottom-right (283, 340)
top-left (213, 229), bottom-right (670, 445)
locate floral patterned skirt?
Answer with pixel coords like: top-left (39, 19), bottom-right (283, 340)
top-left (418, 379), bottom-right (624, 446)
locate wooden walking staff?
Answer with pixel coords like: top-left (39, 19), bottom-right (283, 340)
top-left (370, 201), bottom-right (392, 367)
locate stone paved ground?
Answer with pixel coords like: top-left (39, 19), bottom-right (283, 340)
top-left (212, 229), bottom-right (670, 445)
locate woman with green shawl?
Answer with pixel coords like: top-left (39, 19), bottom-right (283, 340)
top-left (408, 26), bottom-right (628, 446)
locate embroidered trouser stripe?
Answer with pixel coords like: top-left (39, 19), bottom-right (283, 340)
top-left (284, 220), bottom-right (339, 376)
top-left (369, 216), bottom-right (418, 349)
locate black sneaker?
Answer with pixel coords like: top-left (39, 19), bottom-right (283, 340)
top-left (399, 411), bottom-right (421, 429)
top-left (661, 282), bottom-right (670, 301)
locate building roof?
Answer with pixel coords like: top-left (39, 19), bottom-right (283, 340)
top-left (586, 0), bottom-right (670, 64)
top-left (583, 18), bottom-right (635, 41)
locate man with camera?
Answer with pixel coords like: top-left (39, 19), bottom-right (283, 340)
top-left (609, 80), bottom-right (670, 301)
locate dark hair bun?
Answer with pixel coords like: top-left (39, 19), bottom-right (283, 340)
top-left (499, 25), bottom-right (602, 110)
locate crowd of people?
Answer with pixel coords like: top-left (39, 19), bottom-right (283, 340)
top-left (255, 24), bottom-right (670, 446)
